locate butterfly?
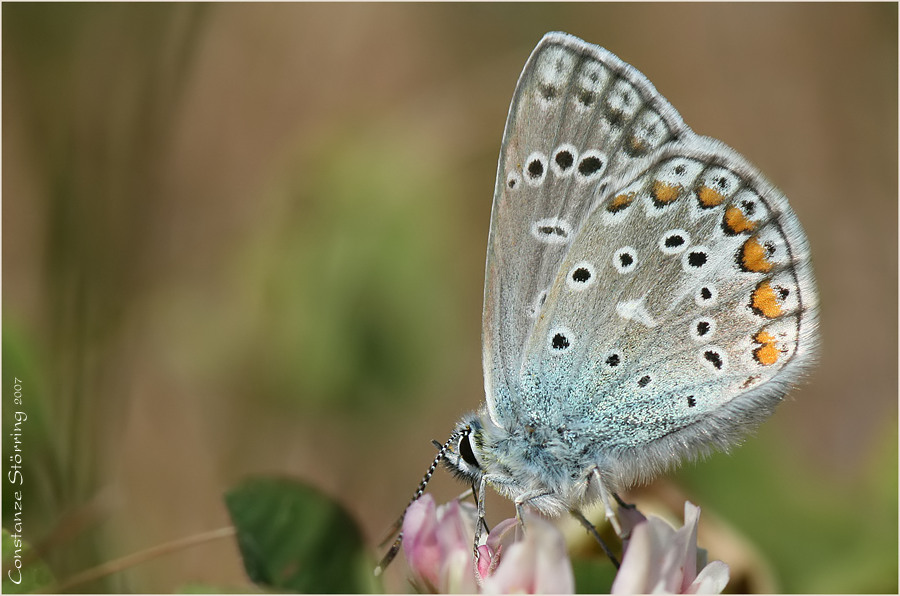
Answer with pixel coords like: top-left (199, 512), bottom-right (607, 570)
top-left (378, 30), bottom-right (818, 574)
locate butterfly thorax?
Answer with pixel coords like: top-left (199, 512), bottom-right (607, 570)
top-left (445, 409), bottom-right (610, 517)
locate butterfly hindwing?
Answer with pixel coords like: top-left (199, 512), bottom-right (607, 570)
top-left (517, 136), bottom-right (818, 483)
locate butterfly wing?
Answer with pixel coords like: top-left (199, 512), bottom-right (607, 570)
top-left (484, 33), bottom-right (818, 489)
top-left (518, 135), bottom-right (818, 485)
top-left (482, 32), bottom-right (693, 425)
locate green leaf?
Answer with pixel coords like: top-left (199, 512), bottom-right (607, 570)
top-left (572, 556), bottom-right (617, 594)
top-left (2, 528), bottom-right (55, 593)
top-left (224, 477), bottom-right (376, 593)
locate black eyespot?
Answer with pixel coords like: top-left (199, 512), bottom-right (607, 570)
top-left (614, 248), bottom-right (638, 273)
top-left (527, 159), bottom-right (545, 179)
top-left (539, 225), bottom-right (567, 237)
top-left (687, 251), bottom-right (708, 268)
top-left (687, 396), bottom-right (697, 407)
top-left (508, 178), bottom-right (517, 189)
top-left (532, 219), bottom-right (572, 244)
top-left (552, 333), bottom-right (570, 350)
top-left (606, 353), bottom-right (620, 367)
top-left (555, 150), bottom-right (574, 171)
top-left (700, 287), bottom-right (713, 300)
top-left (675, 164), bottom-right (686, 175)
top-left (459, 432), bottom-right (478, 467)
top-left (717, 177), bottom-right (728, 190)
top-left (696, 321), bottom-right (710, 336)
top-left (665, 234), bottom-right (685, 248)
top-left (704, 350), bottom-right (724, 370)
top-left (572, 267), bottom-right (591, 283)
top-left (638, 375), bottom-right (651, 387)
top-left (578, 156), bottom-right (603, 176)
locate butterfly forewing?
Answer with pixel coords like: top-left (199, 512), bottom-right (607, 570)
top-left (483, 33), bottom-right (693, 425)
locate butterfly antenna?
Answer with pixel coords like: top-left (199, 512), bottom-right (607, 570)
top-left (374, 434), bottom-right (456, 576)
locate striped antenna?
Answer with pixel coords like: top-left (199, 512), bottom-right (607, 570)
top-left (374, 433), bottom-right (458, 576)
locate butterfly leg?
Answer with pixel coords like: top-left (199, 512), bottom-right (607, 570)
top-left (512, 490), bottom-right (553, 540)
top-left (469, 475), bottom-right (491, 586)
top-left (473, 476), bottom-right (489, 548)
top-left (591, 468), bottom-right (623, 536)
top-left (570, 509), bottom-right (620, 569)
top-left (613, 491), bottom-right (635, 510)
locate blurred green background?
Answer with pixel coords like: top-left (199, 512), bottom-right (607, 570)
top-left (3, 3), bottom-right (897, 593)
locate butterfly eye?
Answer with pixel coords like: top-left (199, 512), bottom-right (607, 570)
top-left (459, 433), bottom-right (479, 468)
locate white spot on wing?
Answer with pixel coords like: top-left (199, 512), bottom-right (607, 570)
top-left (616, 297), bottom-right (657, 328)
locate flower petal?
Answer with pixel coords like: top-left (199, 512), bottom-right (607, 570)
top-left (482, 514), bottom-right (574, 594)
top-left (686, 560), bottom-right (730, 594)
top-left (402, 495), bottom-right (442, 589)
top-left (611, 501), bottom-right (728, 595)
top-left (402, 496), bottom-right (481, 593)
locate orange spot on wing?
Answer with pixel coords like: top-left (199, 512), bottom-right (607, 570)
top-left (740, 235), bottom-right (774, 273)
top-left (724, 205), bottom-right (756, 234)
top-left (608, 192), bottom-right (635, 213)
top-left (651, 181), bottom-right (681, 204)
top-left (753, 331), bottom-right (779, 366)
top-left (750, 281), bottom-right (783, 318)
top-left (697, 186), bottom-right (726, 207)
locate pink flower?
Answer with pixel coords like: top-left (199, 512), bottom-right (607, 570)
top-left (402, 496), bottom-right (727, 594)
top-left (611, 501), bottom-right (729, 594)
top-left (402, 494), bottom-right (479, 593)
top-left (479, 512), bottom-right (574, 594)
top-left (402, 495), bottom-right (574, 593)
